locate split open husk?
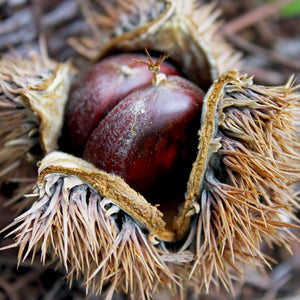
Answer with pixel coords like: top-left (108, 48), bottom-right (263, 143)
top-left (70, 0), bottom-right (240, 89)
top-left (0, 42), bottom-right (75, 199)
top-left (180, 70), bottom-right (300, 291)
top-left (1, 0), bottom-right (300, 298)
top-left (4, 70), bottom-right (299, 297)
top-left (3, 151), bottom-right (194, 297)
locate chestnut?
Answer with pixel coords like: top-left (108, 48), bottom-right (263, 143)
top-left (63, 51), bottom-right (204, 211)
top-left (83, 75), bottom-right (204, 194)
top-left (64, 53), bottom-right (179, 153)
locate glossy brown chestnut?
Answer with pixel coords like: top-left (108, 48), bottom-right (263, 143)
top-left (64, 53), bottom-right (179, 153)
top-left (83, 75), bottom-right (204, 196)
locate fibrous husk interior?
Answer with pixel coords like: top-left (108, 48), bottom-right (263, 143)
top-left (70, 0), bottom-right (240, 89)
top-left (2, 165), bottom-right (193, 299)
top-left (0, 45), bottom-right (75, 195)
top-left (180, 70), bottom-right (300, 291)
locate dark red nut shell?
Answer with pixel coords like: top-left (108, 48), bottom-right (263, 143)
top-left (83, 76), bottom-right (204, 195)
top-left (64, 53), bottom-right (179, 153)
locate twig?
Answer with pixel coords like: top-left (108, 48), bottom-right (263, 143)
top-left (0, 9), bottom-right (33, 35)
top-left (226, 33), bottom-right (300, 71)
top-left (0, 278), bottom-right (19, 300)
top-left (0, 0), bottom-right (81, 51)
top-left (43, 280), bottom-right (63, 300)
top-left (222, 0), bottom-right (294, 34)
top-left (13, 269), bottom-right (44, 290)
top-left (41, 0), bottom-right (79, 29)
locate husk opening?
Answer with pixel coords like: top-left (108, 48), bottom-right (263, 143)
top-left (4, 69), bottom-right (299, 295)
top-left (0, 43), bottom-right (75, 193)
top-left (180, 70), bottom-right (300, 291)
top-left (69, 0), bottom-right (241, 89)
top-left (2, 153), bottom-right (194, 298)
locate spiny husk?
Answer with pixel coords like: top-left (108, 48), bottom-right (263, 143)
top-left (70, 0), bottom-right (240, 89)
top-left (4, 69), bottom-right (299, 297)
top-left (2, 152), bottom-right (194, 299)
top-left (38, 151), bottom-right (176, 242)
top-left (0, 44), bottom-right (75, 191)
top-left (178, 70), bottom-right (300, 292)
top-left (1, 4), bottom-right (299, 296)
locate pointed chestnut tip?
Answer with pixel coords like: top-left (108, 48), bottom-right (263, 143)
top-left (132, 48), bottom-right (173, 85)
